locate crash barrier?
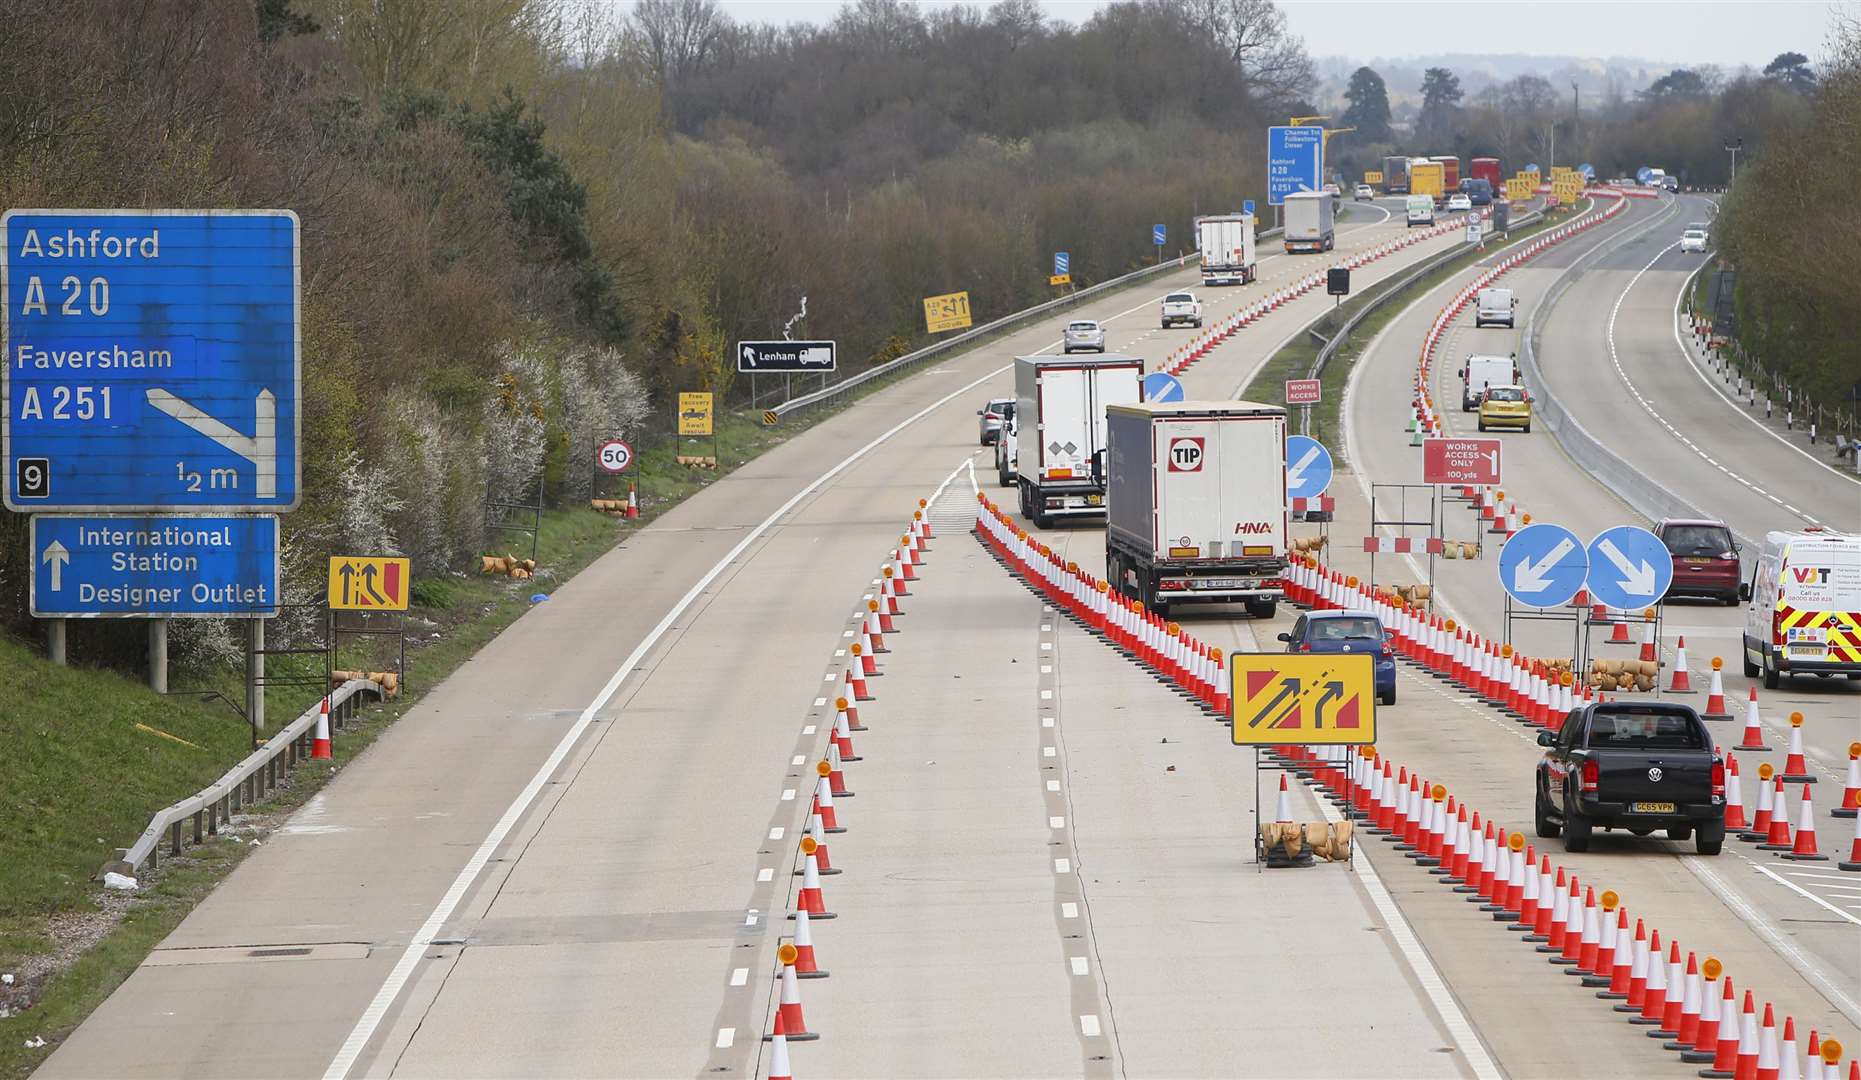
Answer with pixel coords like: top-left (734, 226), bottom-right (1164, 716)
top-left (105, 678), bottom-right (386, 879)
top-left (762, 498), bottom-right (946, 1066)
top-left (969, 492), bottom-right (1859, 1080)
top-left (766, 227), bottom-right (1283, 423)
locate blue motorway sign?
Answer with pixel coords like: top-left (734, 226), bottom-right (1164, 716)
top-left (1285, 435), bottom-right (1332, 500)
top-left (1267, 126), bottom-right (1325, 206)
top-left (3, 210), bottom-right (301, 511)
top-left (29, 515), bottom-right (279, 618)
top-left (1585, 525), bottom-right (1674, 611)
top-left (1498, 522), bottom-right (1588, 608)
top-left (1152, 224), bottom-right (1167, 246)
top-left (1242, 200), bottom-right (1257, 216)
top-left (1142, 372), bottom-right (1184, 403)
top-left (1055, 251), bottom-right (1070, 276)
top-left (1635, 166), bottom-right (1653, 185)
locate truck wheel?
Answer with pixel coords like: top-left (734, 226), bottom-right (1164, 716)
top-left (1244, 599), bottom-right (1277, 620)
top-left (1695, 822), bottom-right (1724, 856)
top-left (1534, 785), bottom-right (1561, 838)
top-left (1666, 824), bottom-right (1692, 842)
top-left (1563, 806), bottom-right (1592, 852)
top-left (997, 456), bottom-right (1012, 488)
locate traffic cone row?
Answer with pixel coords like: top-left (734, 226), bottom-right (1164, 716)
top-left (1407, 193), bottom-right (1631, 440)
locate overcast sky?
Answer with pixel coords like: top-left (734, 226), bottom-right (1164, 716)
top-left (702, 0), bottom-right (1853, 69)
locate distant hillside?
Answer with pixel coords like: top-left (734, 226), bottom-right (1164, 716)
top-left (1311, 52), bottom-right (1752, 124)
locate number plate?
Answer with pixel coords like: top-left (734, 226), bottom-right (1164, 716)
top-left (1197, 577), bottom-right (1258, 590)
top-left (1085, 494), bottom-right (1104, 506)
top-left (1631, 802), bottom-right (1676, 815)
top-left (1787, 644), bottom-right (1827, 659)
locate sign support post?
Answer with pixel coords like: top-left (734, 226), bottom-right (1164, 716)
top-left (247, 619), bottom-right (265, 736)
top-left (47, 619), bottom-right (66, 666)
top-left (149, 619), bottom-right (168, 694)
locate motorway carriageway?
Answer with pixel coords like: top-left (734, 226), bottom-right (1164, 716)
top-left (43, 200), bottom-right (1480, 1079)
top-left (1004, 191), bottom-right (1859, 1076)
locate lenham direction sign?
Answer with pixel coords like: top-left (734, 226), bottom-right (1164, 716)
top-left (737, 340), bottom-right (837, 374)
top-left (2, 209), bottom-right (301, 511)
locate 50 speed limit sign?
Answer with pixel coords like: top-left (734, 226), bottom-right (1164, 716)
top-left (596, 439), bottom-right (634, 473)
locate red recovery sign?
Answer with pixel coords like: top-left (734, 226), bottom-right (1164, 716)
top-left (1168, 436), bottom-right (1205, 471)
top-left (1423, 437), bottom-right (1502, 485)
top-left (1284, 378), bottom-right (1322, 405)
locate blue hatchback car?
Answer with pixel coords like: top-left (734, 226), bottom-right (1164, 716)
top-left (1277, 610), bottom-right (1398, 705)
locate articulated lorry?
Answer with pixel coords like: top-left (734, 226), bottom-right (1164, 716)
top-left (1429, 156), bottom-right (1461, 193)
top-left (1409, 159), bottom-right (1446, 206)
top-left (1104, 401), bottom-right (1289, 617)
top-left (1195, 213), bottom-right (1257, 285)
top-left (1013, 354), bottom-right (1145, 528)
top-left (1382, 155), bottom-right (1411, 194)
top-left (1281, 190), bottom-right (1335, 253)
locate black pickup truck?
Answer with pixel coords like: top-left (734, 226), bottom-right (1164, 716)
top-left (1535, 701), bottom-right (1725, 855)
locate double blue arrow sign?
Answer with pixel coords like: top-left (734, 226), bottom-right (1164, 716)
top-left (1498, 523), bottom-right (1675, 610)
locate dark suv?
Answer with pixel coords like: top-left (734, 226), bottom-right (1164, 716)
top-left (1535, 702), bottom-right (1724, 856)
top-left (1654, 518), bottom-right (1740, 604)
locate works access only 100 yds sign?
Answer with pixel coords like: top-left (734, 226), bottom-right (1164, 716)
top-left (2, 210), bottom-right (301, 511)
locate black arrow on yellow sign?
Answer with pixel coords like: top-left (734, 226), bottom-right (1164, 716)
top-left (1313, 680), bottom-right (1345, 728)
top-left (1246, 677), bottom-right (1302, 728)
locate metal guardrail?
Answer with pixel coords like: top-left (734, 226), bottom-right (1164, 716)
top-left (1514, 194), bottom-right (1728, 537)
top-left (767, 227), bottom-right (1285, 420)
top-left (107, 678), bottom-right (384, 877)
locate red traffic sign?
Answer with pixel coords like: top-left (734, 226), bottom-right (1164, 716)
top-left (596, 438), bottom-right (634, 473)
top-left (1284, 378), bottom-right (1322, 406)
top-left (1423, 437), bottom-right (1501, 485)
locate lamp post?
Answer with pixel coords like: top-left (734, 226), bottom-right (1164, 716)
top-left (1724, 138), bottom-right (1743, 189)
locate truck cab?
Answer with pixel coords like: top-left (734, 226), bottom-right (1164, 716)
top-left (1535, 702), bottom-right (1724, 855)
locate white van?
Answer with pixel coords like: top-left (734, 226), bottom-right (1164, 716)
top-left (1741, 528), bottom-right (1861, 687)
top-left (1458, 354), bottom-right (1518, 411)
top-left (1405, 195), bottom-right (1435, 228)
top-left (1475, 287), bottom-right (1516, 328)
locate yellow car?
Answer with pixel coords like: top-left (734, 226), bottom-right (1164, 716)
top-left (1477, 385), bottom-right (1532, 432)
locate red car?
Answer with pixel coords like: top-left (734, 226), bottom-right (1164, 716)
top-left (1655, 518), bottom-right (1741, 604)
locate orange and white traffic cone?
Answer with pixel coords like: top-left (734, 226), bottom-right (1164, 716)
top-left (1670, 637), bottom-right (1695, 692)
top-left (917, 499), bottom-right (934, 540)
top-left (311, 697), bottom-right (333, 760)
top-left (1600, 909), bottom-right (1633, 998)
top-left (791, 903), bottom-right (828, 979)
top-left (1609, 613), bottom-right (1633, 645)
top-left (1740, 689), bottom-right (1772, 750)
top-left (856, 633), bottom-right (879, 677)
top-left (1760, 779), bottom-right (1795, 851)
top-left (1836, 743), bottom-right (1861, 819)
top-left (865, 603), bottom-right (889, 654)
top-left (1639, 620), bottom-right (1658, 662)
top-left (769, 943), bottom-right (819, 1041)
top-left (1574, 887), bottom-right (1602, 974)
top-left (1780, 713), bottom-right (1816, 783)
top-left (1745, 766), bottom-right (1777, 841)
top-left (833, 708), bottom-right (860, 763)
top-left (813, 772), bottom-right (845, 833)
top-left (872, 596), bottom-right (897, 636)
top-left (1837, 802), bottom-right (1861, 871)
top-left (767, 1010), bottom-right (793, 1076)
top-left (1783, 785), bottom-right (1827, 861)
top-left (625, 482), bottom-right (639, 519)
top-left (845, 659), bottom-right (873, 703)
top-left (794, 840), bottom-right (835, 921)
top-left (837, 695), bottom-right (864, 735)
top-left (1634, 929), bottom-right (1667, 1022)
top-left (800, 815), bottom-right (838, 875)
top-left (1537, 866), bottom-right (1568, 951)
top-left (1725, 754), bottom-right (1749, 831)
top-left (1617, 918), bottom-right (1649, 1009)
top-left (1702, 658), bottom-right (1733, 720)
top-left (1688, 973), bottom-right (1732, 1067)
top-left (1274, 774), bottom-right (1294, 823)
top-left (1665, 952), bottom-right (1701, 1046)
top-left (1756, 1004), bottom-right (1781, 1080)
top-left (824, 748), bottom-right (853, 798)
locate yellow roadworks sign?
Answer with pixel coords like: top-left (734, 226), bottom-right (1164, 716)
top-left (1364, 170), bottom-right (1384, 185)
top-left (678, 391), bottom-right (714, 435)
top-left (1049, 274), bottom-right (1072, 286)
top-left (923, 290), bottom-right (973, 333)
top-left (328, 556), bottom-right (410, 611)
top-left (1230, 652), bottom-right (1376, 745)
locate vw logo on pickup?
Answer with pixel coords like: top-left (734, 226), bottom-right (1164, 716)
top-left (1647, 767), bottom-right (1663, 783)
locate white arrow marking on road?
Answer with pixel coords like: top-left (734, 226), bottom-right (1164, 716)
top-left (146, 388), bottom-right (277, 499)
top-left (42, 540), bottom-right (69, 591)
top-left (1513, 538), bottom-right (1575, 594)
top-left (1287, 444), bottom-right (1322, 491)
top-left (1596, 538), bottom-right (1657, 597)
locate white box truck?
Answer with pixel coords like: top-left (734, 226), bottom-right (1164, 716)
top-left (1014, 354), bottom-right (1145, 528)
top-left (1104, 400), bottom-right (1289, 617)
top-left (1282, 190), bottom-right (1335, 253)
top-left (1196, 213), bottom-right (1257, 285)
top-left (1459, 353), bottom-right (1518, 411)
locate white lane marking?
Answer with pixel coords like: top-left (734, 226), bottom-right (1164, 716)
top-left (1041, 689), bottom-right (1054, 700)
top-left (757, 868), bottom-right (773, 883)
top-left (1043, 717), bottom-right (1055, 728)
top-left (821, 673), bottom-right (837, 682)
top-left (744, 912), bottom-right (759, 927)
top-left (780, 789), bottom-right (795, 802)
top-left (323, 330), bottom-right (1015, 1074)
top-left (1061, 902), bottom-right (1079, 919)
top-left (1750, 862), bottom-right (1861, 928)
top-left (1070, 956), bottom-right (1090, 976)
top-left (1044, 746), bottom-right (1057, 758)
top-left (1606, 241), bottom-right (1823, 527)
top-left (715, 1028), bottom-right (735, 1049)
top-left (1080, 1015), bottom-right (1102, 1037)
top-left (790, 755), bottom-right (804, 766)
top-left (1041, 642), bottom-right (1053, 651)
top-left (1310, 791), bottom-right (1503, 1080)
top-left (1047, 780), bottom-right (1061, 791)
top-left (1051, 816), bottom-right (1066, 828)
top-left (1683, 856), bottom-right (1861, 1027)
top-left (1055, 858), bottom-right (1072, 874)
top-left (730, 968), bottom-right (749, 987)
top-left (812, 697), bottom-right (826, 707)
top-left (1668, 259), bottom-right (1860, 491)
top-left (768, 827), bottom-right (785, 840)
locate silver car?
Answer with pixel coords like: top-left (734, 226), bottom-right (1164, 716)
top-left (1063, 320), bottom-right (1106, 353)
top-left (977, 397), bottom-right (1015, 445)
top-left (1680, 225), bottom-right (1709, 253)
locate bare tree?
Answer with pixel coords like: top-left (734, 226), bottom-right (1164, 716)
top-left (629, 0), bottom-right (730, 91)
top-left (1172, 0), bottom-right (1313, 109)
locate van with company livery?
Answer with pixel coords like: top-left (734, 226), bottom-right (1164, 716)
top-left (1741, 528), bottom-right (1861, 688)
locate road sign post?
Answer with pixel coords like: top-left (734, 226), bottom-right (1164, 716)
top-left (1152, 224), bottom-right (1166, 264)
top-left (1267, 126), bottom-right (1325, 206)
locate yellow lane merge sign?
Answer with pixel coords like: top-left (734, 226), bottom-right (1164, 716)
top-left (1365, 170), bottom-right (1384, 185)
top-left (678, 391), bottom-right (714, 436)
top-left (1230, 652), bottom-right (1376, 745)
top-left (923, 290), bottom-right (973, 333)
top-left (328, 556), bottom-right (410, 611)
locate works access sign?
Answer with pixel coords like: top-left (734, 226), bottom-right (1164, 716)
top-left (1229, 652), bottom-right (1376, 746)
top-left (1422, 437), bottom-right (1501, 486)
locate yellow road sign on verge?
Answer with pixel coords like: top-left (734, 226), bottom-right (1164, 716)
top-left (1365, 170), bottom-right (1384, 185)
top-left (1049, 274), bottom-right (1072, 287)
top-left (923, 291), bottom-right (973, 333)
top-left (762, 410), bottom-right (779, 427)
top-left (678, 391), bottom-right (714, 435)
top-left (328, 556), bottom-right (410, 611)
top-left (1230, 652), bottom-right (1376, 745)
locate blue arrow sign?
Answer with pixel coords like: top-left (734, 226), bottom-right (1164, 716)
top-left (1054, 251), bottom-right (1069, 276)
top-left (1242, 199), bottom-right (1257, 216)
top-left (3, 210), bottom-right (301, 511)
top-left (1585, 525), bottom-right (1675, 611)
top-left (1152, 224), bottom-right (1167, 246)
top-left (1498, 523), bottom-right (1588, 608)
top-left (1285, 435), bottom-right (1333, 500)
top-left (1267, 126), bottom-right (1325, 206)
top-left (1635, 166), bottom-right (1653, 184)
top-left (1142, 372), bottom-right (1184, 403)
top-left (30, 514), bottom-right (279, 618)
